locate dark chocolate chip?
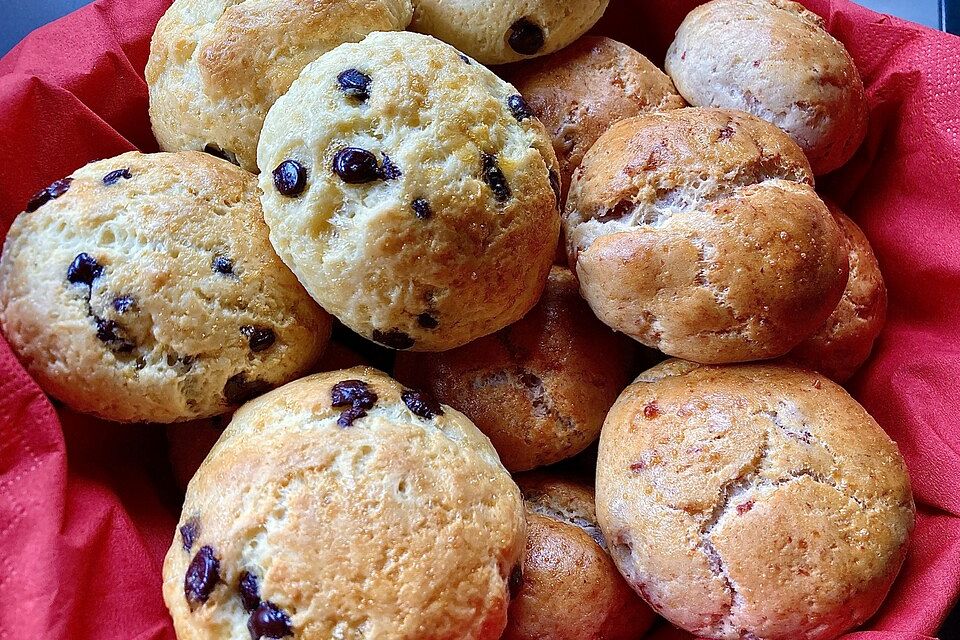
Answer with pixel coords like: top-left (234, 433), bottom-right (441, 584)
top-left (507, 94), bottom-right (534, 121)
top-left (212, 256), bottom-right (234, 275)
top-left (380, 154), bottom-right (402, 181)
top-left (184, 545), bottom-right (220, 608)
top-left (416, 312), bottom-right (438, 329)
top-left (402, 389), bottom-right (443, 419)
top-left (337, 68), bottom-right (372, 102)
top-left (95, 318), bottom-right (134, 352)
top-left (112, 296), bottom-right (135, 314)
top-left (103, 168), bottom-right (132, 186)
top-left (549, 169), bottom-right (562, 209)
top-left (224, 373), bottom-right (271, 405)
top-left (411, 198), bottom-right (432, 220)
top-left (508, 18), bottom-right (545, 56)
top-left (238, 571), bottom-right (261, 612)
top-left (371, 328), bottom-right (415, 350)
top-left (337, 405), bottom-right (368, 428)
top-left (481, 154), bottom-right (511, 203)
top-left (273, 160), bottom-right (307, 197)
top-left (330, 379), bottom-right (378, 410)
top-left (247, 601), bottom-right (293, 639)
top-left (332, 148), bottom-right (380, 184)
top-left (180, 518), bottom-right (200, 551)
top-left (241, 326), bottom-right (276, 353)
top-left (508, 565), bottom-right (524, 599)
top-left (458, 53), bottom-right (471, 64)
top-left (203, 144), bottom-right (239, 166)
top-left (66, 252), bottom-right (103, 286)
top-left (26, 177), bottom-right (73, 212)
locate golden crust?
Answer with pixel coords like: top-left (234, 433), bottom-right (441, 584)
top-left (565, 108), bottom-right (849, 363)
top-left (394, 266), bottom-right (634, 471)
top-left (258, 31), bottom-right (560, 352)
top-left (0, 151), bottom-right (330, 423)
top-left (789, 201), bottom-right (887, 381)
top-left (163, 367), bottom-right (526, 640)
top-left (596, 360), bottom-right (915, 640)
top-left (665, 0), bottom-right (867, 175)
top-left (508, 36), bottom-right (686, 202)
top-left (146, 0), bottom-right (413, 171)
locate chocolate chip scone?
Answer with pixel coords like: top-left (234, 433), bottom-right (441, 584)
top-left (504, 473), bottom-right (655, 640)
top-left (394, 266), bottom-right (634, 471)
top-left (258, 31), bottom-right (561, 352)
top-left (665, 0), bottom-right (867, 175)
top-left (596, 360), bottom-right (915, 640)
top-left (411, 0), bottom-right (609, 65)
top-left (565, 108), bottom-right (849, 363)
top-left (146, 0), bottom-right (413, 172)
top-left (0, 151), bottom-right (331, 423)
top-left (163, 367), bottom-right (525, 640)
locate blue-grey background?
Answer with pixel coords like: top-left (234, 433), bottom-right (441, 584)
top-left (0, 0), bottom-right (957, 638)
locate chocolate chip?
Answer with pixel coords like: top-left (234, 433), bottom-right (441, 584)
top-left (212, 256), bottom-right (234, 275)
top-left (508, 565), bottom-right (524, 599)
top-left (238, 571), bottom-right (261, 612)
top-left (241, 326), bottom-right (276, 353)
top-left (337, 68), bottom-right (372, 102)
top-left (273, 160), bottom-right (307, 197)
top-left (458, 53), bottom-right (472, 64)
top-left (481, 154), bottom-right (511, 203)
top-left (411, 198), bottom-right (432, 220)
top-left (371, 328), bottom-right (415, 350)
top-left (332, 148), bottom-right (380, 184)
top-left (508, 18), bottom-right (545, 55)
top-left (224, 373), bottom-right (271, 405)
top-left (718, 125), bottom-right (735, 140)
top-left (180, 518), bottom-right (200, 551)
top-left (184, 545), bottom-right (220, 608)
top-left (549, 169), bottom-right (561, 209)
top-left (247, 601), bottom-right (292, 639)
top-left (331, 380), bottom-right (378, 410)
top-left (112, 296), bottom-right (135, 314)
top-left (204, 144), bottom-right (239, 166)
top-left (95, 318), bottom-right (134, 352)
top-left (380, 154), bottom-right (402, 181)
top-left (66, 253), bottom-right (103, 286)
top-left (507, 95), bottom-right (534, 121)
top-left (26, 178), bottom-right (72, 212)
top-left (103, 168), bottom-right (132, 186)
top-left (417, 312), bottom-right (438, 329)
top-left (402, 389), bottom-right (443, 419)
top-left (336, 405), bottom-right (368, 428)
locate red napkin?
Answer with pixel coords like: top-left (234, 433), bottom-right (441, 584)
top-left (0, 0), bottom-right (957, 638)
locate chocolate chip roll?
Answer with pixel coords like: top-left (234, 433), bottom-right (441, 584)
top-left (788, 200), bottom-right (887, 382)
top-left (665, 0), bottom-right (868, 175)
top-left (394, 266), bottom-right (634, 471)
top-left (258, 31), bottom-right (560, 352)
top-left (504, 473), bottom-right (656, 640)
top-left (596, 359), bottom-right (915, 640)
top-left (163, 367), bottom-right (526, 640)
top-left (147, 0), bottom-right (413, 172)
top-left (411, 0), bottom-right (609, 65)
top-left (564, 108), bottom-right (849, 364)
top-left (0, 151), bottom-right (331, 423)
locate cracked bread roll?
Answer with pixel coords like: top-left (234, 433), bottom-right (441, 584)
top-left (788, 200), bottom-right (887, 382)
top-left (564, 108), bottom-right (849, 364)
top-left (503, 473), bottom-right (655, 640)
top-left (394, 266), bottom-right (634, 471)
top-left (596, 359), bottom-right (915, 640)
top-left (411, 0), bottom-right (609, 65)
top-left (507, 36), bottom-right (686, 203)
top-left (257, 31), bottom-right (560, 352)
top-left (163, 367), bottom-right (525, 640)
top-left (146, 0), bottom-right (413, 172)
top-left (665, 0), bottom-right (867, 175)
top-left (0, 151), bottom-right (330, 423)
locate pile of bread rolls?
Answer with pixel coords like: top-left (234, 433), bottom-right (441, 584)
top-left (0, 1), bottom-right (914, 639)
